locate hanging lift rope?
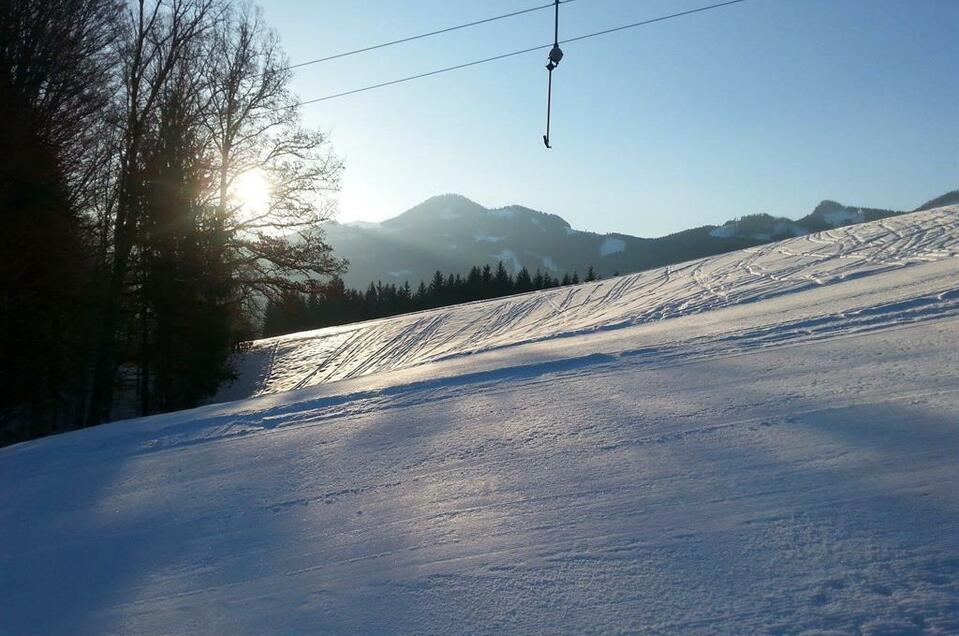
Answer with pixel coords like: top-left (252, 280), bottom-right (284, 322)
top-left (543, 0), bottom-right (564, 149)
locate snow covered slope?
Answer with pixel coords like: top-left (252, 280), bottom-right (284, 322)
top-left (2, 207), bottom-right (959, 635)
top-left (231, 206), bottom-right (959, 397)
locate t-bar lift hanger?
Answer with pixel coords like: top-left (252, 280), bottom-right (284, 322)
top-left (543, 0), bottom-right (563, 149)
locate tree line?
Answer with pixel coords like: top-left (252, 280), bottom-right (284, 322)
top-left (1, 1), bottom-right (343, 445)
top-left (263, 263), bottom-right (600, 337)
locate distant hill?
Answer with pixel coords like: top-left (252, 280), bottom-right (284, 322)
top-left (323, 192), bottom-right (948, 287)
top-left (915, 190), bottom-right (959, 212)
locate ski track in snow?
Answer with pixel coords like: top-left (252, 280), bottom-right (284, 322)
top-left (2, 206), bottom-right (959, 635)
top-left (240, 207), bottom-right (959, 397)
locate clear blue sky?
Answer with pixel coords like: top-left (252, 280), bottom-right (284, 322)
top-left (259, 0), bottom-right (958, 237)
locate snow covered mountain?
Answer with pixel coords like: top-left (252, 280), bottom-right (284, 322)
top-left (3, 205), bottom-right (959, 634)
top-left (322, 192), bottom-right (955, 288)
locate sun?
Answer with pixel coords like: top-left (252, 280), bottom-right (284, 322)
top-left (233, 168), bottom-right (271, 214)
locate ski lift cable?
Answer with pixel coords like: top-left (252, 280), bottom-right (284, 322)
top-left (280, 0), bottom-right (749, 109)
top-left (285, 0), bottom-right (579, 71)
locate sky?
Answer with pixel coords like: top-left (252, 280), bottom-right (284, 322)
top-left (257, 0), bottom-right (958, 237)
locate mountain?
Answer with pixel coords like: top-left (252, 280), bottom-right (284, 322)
top-left (323, 192), bottom-right (931, 288)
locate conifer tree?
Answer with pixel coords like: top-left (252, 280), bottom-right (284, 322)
top-left (515, 267), bottom-right (533, 292)
top-left (533, 269), bottom-right (545, 290)
top-left (493, 261), bottom-right (513, 295)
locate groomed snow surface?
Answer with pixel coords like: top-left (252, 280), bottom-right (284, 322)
top-left (3, 207), bottom-right (959, 635)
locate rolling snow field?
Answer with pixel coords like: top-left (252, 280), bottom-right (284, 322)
top-left (2, 207), bottom-right (959, 635)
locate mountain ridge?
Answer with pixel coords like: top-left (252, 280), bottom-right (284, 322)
top-left (325, 191), bottom-right (955, 288)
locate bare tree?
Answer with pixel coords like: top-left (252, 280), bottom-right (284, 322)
top-left (87, 0), bottom-right (222, 425)
top-left (0, 0), bottom-right (123, 210)
top-left (2, 0), bottom-right (347, 434)
top-left (202, 4), bottom-right (345, 306)
top-left (0, 0), bottom-right (123, 439)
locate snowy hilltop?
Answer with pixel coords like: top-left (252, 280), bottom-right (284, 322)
top-left (2, 205), bottom-right (959, 635)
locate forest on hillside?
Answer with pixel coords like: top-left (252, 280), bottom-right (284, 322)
top-left (263, 263), bottom-right (600, 337)
top-left (1, 0), bottom-right (343, 445)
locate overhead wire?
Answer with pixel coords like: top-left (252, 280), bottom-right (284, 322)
top-left (285, 0), bottom-right (578, 71)
top-left (279, 0), bottom-right (749, 109)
